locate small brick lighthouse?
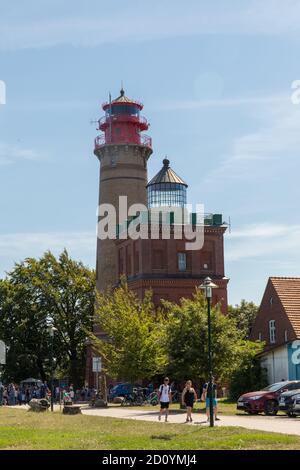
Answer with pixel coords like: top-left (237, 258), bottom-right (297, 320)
top-left (94, 88), bottom-right (152, 291)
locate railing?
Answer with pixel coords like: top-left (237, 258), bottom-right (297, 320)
top-left (140, 134), bottom-right (152, 148)
top-left (94, 133), bottom-right (152, 150)
top-left (98, 114), bottom-right (148, 126)
top-left (102, 99), bottom-right (143, 109)
top-left (94, 134), bottom-right (106, 148)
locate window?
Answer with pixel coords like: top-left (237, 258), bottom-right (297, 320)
top-left (178, 252), bottom-right (187, 271)
top-left (153, 250), bottom-right (164, 269)
top-left (269, 320), bottom-right (276, 344)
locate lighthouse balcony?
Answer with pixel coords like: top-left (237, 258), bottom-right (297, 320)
top-left (98, 114), bottom-right (149, 132)
top-left (94, 133), bottom-right (152, 150)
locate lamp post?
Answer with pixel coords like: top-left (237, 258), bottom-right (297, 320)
top-left (47, 323), bottom-right (57, 412)
top-left (199, 276), bottom-right (218, 427)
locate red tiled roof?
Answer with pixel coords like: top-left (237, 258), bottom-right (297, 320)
top-left (270, 277), bottom-right (300, 337)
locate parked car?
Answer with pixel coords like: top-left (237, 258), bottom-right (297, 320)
top-left (237, 380), bottom-right (300, 415)
top-left (279, 389), bottom-right (300, 417)
top-left (108, 383), bottom-right (142, 401)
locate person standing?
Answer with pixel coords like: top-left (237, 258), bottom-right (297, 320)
top-left (69, 384), bottom-right (75, 403)
top-left (181, 380), bottom-right (197, 423)
top-left (0, 382), bottom-right (4, 406)
top-left (158, 377), bottom-right (172, 422)
top-left (8, 383), bottom-right (15, 405)
top-left (202, 377), bottom-right (220, 422)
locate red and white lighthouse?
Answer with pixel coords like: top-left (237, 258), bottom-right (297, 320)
top-left (94, 89), bottom-right (152, 291)
top-left (95, 88), bottom-right (152, 150)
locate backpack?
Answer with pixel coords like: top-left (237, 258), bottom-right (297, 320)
top-left (159, 384), bottom-right (170, 398)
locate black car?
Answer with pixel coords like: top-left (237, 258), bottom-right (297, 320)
top-left (279, 388), bottom-right (300, 417)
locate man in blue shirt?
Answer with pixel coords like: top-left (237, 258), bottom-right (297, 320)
top-left (202, 377), bottom-right (220, 422)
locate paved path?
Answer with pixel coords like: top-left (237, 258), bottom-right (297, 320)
top-left (8, 404), bottom-right (300, 436)
top-left (82, 407), bottom-right (300, 436)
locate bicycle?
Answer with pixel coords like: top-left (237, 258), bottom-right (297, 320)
top-left (121, 388), bottom-right (146, 406)
top-left (146, 391), bottom-right (159, 406)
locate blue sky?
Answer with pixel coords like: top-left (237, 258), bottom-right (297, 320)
top-left (1, 0), bottom-right (300, 305)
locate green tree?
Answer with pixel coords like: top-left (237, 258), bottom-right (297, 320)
top-left (163, 291), bottom-right (263, 384)
top-left (228, 300), bottom-right (258, 339)
top-left (0, 278), bottom-right (53, 382)
top-left (90, 283), bottom-right (167, 382)
top-left (229, 356), bottom-right (268, 400)
top-left (0, 250), bottom-right (95, 386)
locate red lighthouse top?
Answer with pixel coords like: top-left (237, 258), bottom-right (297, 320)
top-left (95, 88), bottom-right (152, 150)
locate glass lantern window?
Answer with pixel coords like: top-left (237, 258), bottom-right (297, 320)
top-left (147, 183), bottom-right (187, 207)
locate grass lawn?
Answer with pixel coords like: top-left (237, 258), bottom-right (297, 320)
top-left (0, 407), bottom-right (299, 450)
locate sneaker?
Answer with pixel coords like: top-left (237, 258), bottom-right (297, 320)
top-left (215, 417), bottom-right (220, 421)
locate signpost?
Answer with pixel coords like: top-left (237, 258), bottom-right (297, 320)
top-left (0, 340), bottom-right (6, 365)
top-left (92, 357), bottom-right (102, 391)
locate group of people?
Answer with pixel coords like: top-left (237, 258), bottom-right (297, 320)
top-left (0, 382), bottom-right (51, 405)
top-left (158, 377), bottom-right (219, 423)
top-left (0, 382), bottom-right (94, 406)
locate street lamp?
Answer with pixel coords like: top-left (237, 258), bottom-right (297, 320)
top-left (199, 276), bottom-right (218, 427)
top-left (47, 322), bottom-right (57, 412)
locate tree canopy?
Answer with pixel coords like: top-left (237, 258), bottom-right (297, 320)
top-left (227, 299), bottom-right (258, 339)
top-left (90, 282), bottom-right (167, 382)
top-left (90, 285), bottom-right (264, 391)
top-left (0, 250), bottom-right (95, 386)
top-left (163, 291), bottom-right (263, 384)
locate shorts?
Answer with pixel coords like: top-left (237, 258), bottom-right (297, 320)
top-left (206, 398), bottom-right (217, 408)
top-left (160, 401), bottom-right (169, 409)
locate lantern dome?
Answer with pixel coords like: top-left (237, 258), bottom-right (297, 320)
top-left (147, 159), bottom-right (188, 207)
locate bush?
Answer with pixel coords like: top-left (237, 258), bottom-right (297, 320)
top-left (229, 358), bottom-right (268, 400)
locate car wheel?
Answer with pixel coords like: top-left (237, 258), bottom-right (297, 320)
top-left (287, 412), bottom-right (296, 418)
top-left (264, 400), bottom-right (278, 416)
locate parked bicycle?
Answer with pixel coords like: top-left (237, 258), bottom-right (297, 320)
top-left (146, 390), bottom-right (159, 406)
top-left (121, 387), bottom-right (147, 406)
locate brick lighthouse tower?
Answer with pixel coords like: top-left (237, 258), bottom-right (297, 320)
top-left (94, 88), bottom-right (152, 291)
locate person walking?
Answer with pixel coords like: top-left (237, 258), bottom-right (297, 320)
top-left (202, 377), bottom-right (220, 422)
top-left (181, 380), bottom-right (197, 423)
top-left (158, 377), bottom-right (172, 422)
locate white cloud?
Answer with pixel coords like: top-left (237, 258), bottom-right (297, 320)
top-left (0, 231), bottom-right (95, 257)
top-left (227, 223), bottom-right (300, 262)
top-left (156, 94), bottom-right (286, 111)
top-left (204, 96), bottom-right (300, 182)
top-left (1, 1), bottom-right (300, 50)
top-left (0, 231), bottom-right (96, 276)
top-left (0, 142), bottom-right (41, 165)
